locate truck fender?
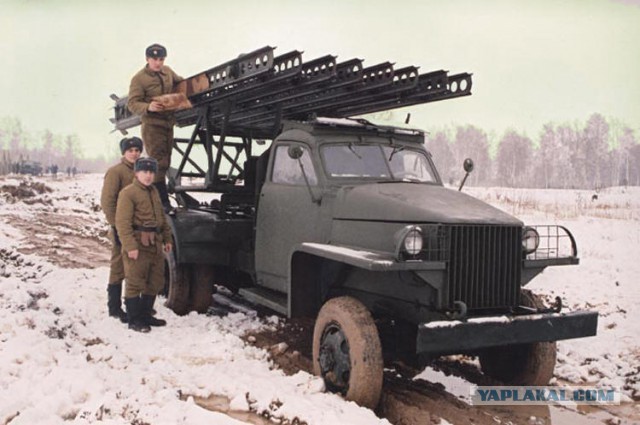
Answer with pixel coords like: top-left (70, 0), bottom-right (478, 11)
top-left (289, 243), bottom-right (398, 317)
top-left (292, 242), bottom-right (398, 271)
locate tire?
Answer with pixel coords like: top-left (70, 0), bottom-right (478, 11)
top-left (479, 290), bottom-right (557, 385)
top-left (190, 264), bottom-right (215, 314)
top-left (312, 296), bottom-right (383, 410)
top-left (164, 251), bottom-right (191, 316)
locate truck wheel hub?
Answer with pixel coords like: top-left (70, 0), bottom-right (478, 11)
top-left (318, 324), bottom-right (351, 393)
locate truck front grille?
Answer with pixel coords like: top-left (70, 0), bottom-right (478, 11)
top-left (446, 225), bottom-right (521, 310)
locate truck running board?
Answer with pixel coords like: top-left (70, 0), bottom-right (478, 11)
top-left (239, 286), bottom-right (288, 316)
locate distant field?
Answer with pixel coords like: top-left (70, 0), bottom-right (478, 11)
top-left (465, 186), bottom-right (640, 221)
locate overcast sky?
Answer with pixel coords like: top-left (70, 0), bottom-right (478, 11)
top-left (1, 0), bottom-right (639, 158)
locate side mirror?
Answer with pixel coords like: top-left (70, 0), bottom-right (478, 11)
top-left (463, 158), bottom-right (474, 173)
top-left (288, 145), bottom-right (304, 159)
top-left (458, 158), bottom-right (475, 191)
top-left (287, 145), bottom-right (321, 205)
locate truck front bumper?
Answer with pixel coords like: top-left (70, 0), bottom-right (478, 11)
top-left (416, 310), bottom-right (598, 355)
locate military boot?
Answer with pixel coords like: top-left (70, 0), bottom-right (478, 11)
top-left (125, 297), bottom-right (151, 333)
top-left (141, 294), bottom-right (167, 327)
top-left (107, 282), bottom-right (127, 323)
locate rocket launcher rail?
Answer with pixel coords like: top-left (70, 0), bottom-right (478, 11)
top-left (110, 46), bottom-right (472, 139)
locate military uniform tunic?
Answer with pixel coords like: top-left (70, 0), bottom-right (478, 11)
top-left (115, 179), bottom-right (172, 298)
top-left (100, 158), bottom-right (135, 284)
top-left (127, 65), bottom-right (183, 182)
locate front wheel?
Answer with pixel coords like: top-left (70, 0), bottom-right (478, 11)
top-left (312, 296), bottom-right (383, 410)
top-left (479, 290), bottom-right (557, 385)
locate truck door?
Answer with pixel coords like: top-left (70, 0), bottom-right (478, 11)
top-left (255, 142), bottom-right (322, 293)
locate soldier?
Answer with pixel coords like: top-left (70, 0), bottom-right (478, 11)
top-left (116, 157), bottom-right (173, 332)
top-left (127, 43), bottom-right (184, 211)
top-left (100, 137), bottom-right (142, 322)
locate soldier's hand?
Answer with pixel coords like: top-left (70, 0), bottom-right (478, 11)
top-left (148, 100), bottom-right (165, 112)
top-left (164, 243), bottom-right (172, 253)
top-left (128, 249), bottom-right (139, 260)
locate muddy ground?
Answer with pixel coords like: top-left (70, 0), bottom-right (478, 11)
top-left (1, 178), bottom-right (110, 270)
top-left (6, 212), bottom-right (110, 269)
top-left (244, 318), bottom-right (637, 425)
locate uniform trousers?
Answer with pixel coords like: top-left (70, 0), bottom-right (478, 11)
top-left (141, 123), bottom-right (173, 183)
top-left (108, 227), bottom-right (124, 284)
top-left (122, 246), bottom-right (165, 298)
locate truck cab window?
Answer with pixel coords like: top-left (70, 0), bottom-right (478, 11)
top-left (382, 146), bottom-right (437, 183)
top-left (322, 144), bottom-right (390, 178)
top-left (321, 143), bottom-right (437, 182)
top-left (272, 145), bottom-right (318, 185)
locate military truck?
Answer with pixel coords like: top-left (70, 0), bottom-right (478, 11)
top-left (16, 160), bottom-right (43, 176)
top-left (111, 46), bottom-right (598, 409)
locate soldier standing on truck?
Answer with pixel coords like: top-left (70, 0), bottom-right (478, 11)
top-left (127, 43), bottom-right (183, 211)
top-left (116, 157), bottom-right (173, 333)
top-left (100, 136), bottom-right (142, 322)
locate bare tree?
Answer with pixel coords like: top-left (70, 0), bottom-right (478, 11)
top-left (626, 142), bottom-right (640, 186)
top-left (64, 134), bottom-right (82, 168)
top-left (554, 124), bottom-right (582, 188)
top-left (453, 125), bottom-right (491, 185)
top-left (41, 130), bottom-right (55, 167)
top-left (534, 123), bottom-right (572, 188)
top-left (615, 127), bottom-right (637, 186)
top-left (495, 130), bottom-right (533, 187)
top-left (535, 124), bottom-right (554, 188)
top-left (582, 113), bottom-right (609, 190)
top-left (1, 117), bottom-right (27, 157)
top-left (426, 130), bottom-right (456, 184)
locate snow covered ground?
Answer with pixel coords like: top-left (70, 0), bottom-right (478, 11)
top-left (0, 174), bottom-right (638, 424)
top-left (0, 174), bottom-right (387, 425)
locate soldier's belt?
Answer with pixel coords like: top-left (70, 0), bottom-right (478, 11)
top-left (133, 225), bottom-right (161, 233)
top-left (134, 223), bottom-right (159, 248)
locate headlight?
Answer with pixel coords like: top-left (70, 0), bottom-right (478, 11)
top-left (522, 226), bottom-right (540, 254)
top-left (403, 227), bottom-right (423, 256)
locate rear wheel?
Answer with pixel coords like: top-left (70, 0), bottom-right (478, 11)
top-left (164, 251), bottom-right (191, 315)
top-left (190, 264), bottom-right (215, 313)
top-left (479, 290), bottom-right (557, 385)
top-left (312, 296), bottom-right (383, 409)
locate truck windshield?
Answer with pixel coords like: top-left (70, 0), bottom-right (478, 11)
top-left (321, 143), bottom-right (437, 183)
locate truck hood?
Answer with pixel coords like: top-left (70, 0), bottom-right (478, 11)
top-left (332, 183), bottom-right (522, 225)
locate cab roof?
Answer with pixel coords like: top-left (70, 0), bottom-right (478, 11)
top-left (281, 117), bottom-right (426, 144)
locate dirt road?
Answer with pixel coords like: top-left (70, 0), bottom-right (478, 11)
top-left (1, 178), bottom-right (110, 270)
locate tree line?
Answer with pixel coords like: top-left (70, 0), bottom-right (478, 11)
top-left (426, 113), bottom-right (640, 189)
top-left (1, 113), bottom-right (639, 189)
top-left (0, 116), bottom-right (115, 176)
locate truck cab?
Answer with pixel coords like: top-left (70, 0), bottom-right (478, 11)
top-left (256, 119), bottom-right (448, 300)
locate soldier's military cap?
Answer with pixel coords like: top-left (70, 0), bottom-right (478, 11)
top-left (145, 44), bottom-right (167, 58)
top-left (135, 157), bottom-right (158, 173)
top-left (120, 136), bottom-right (143, 154)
